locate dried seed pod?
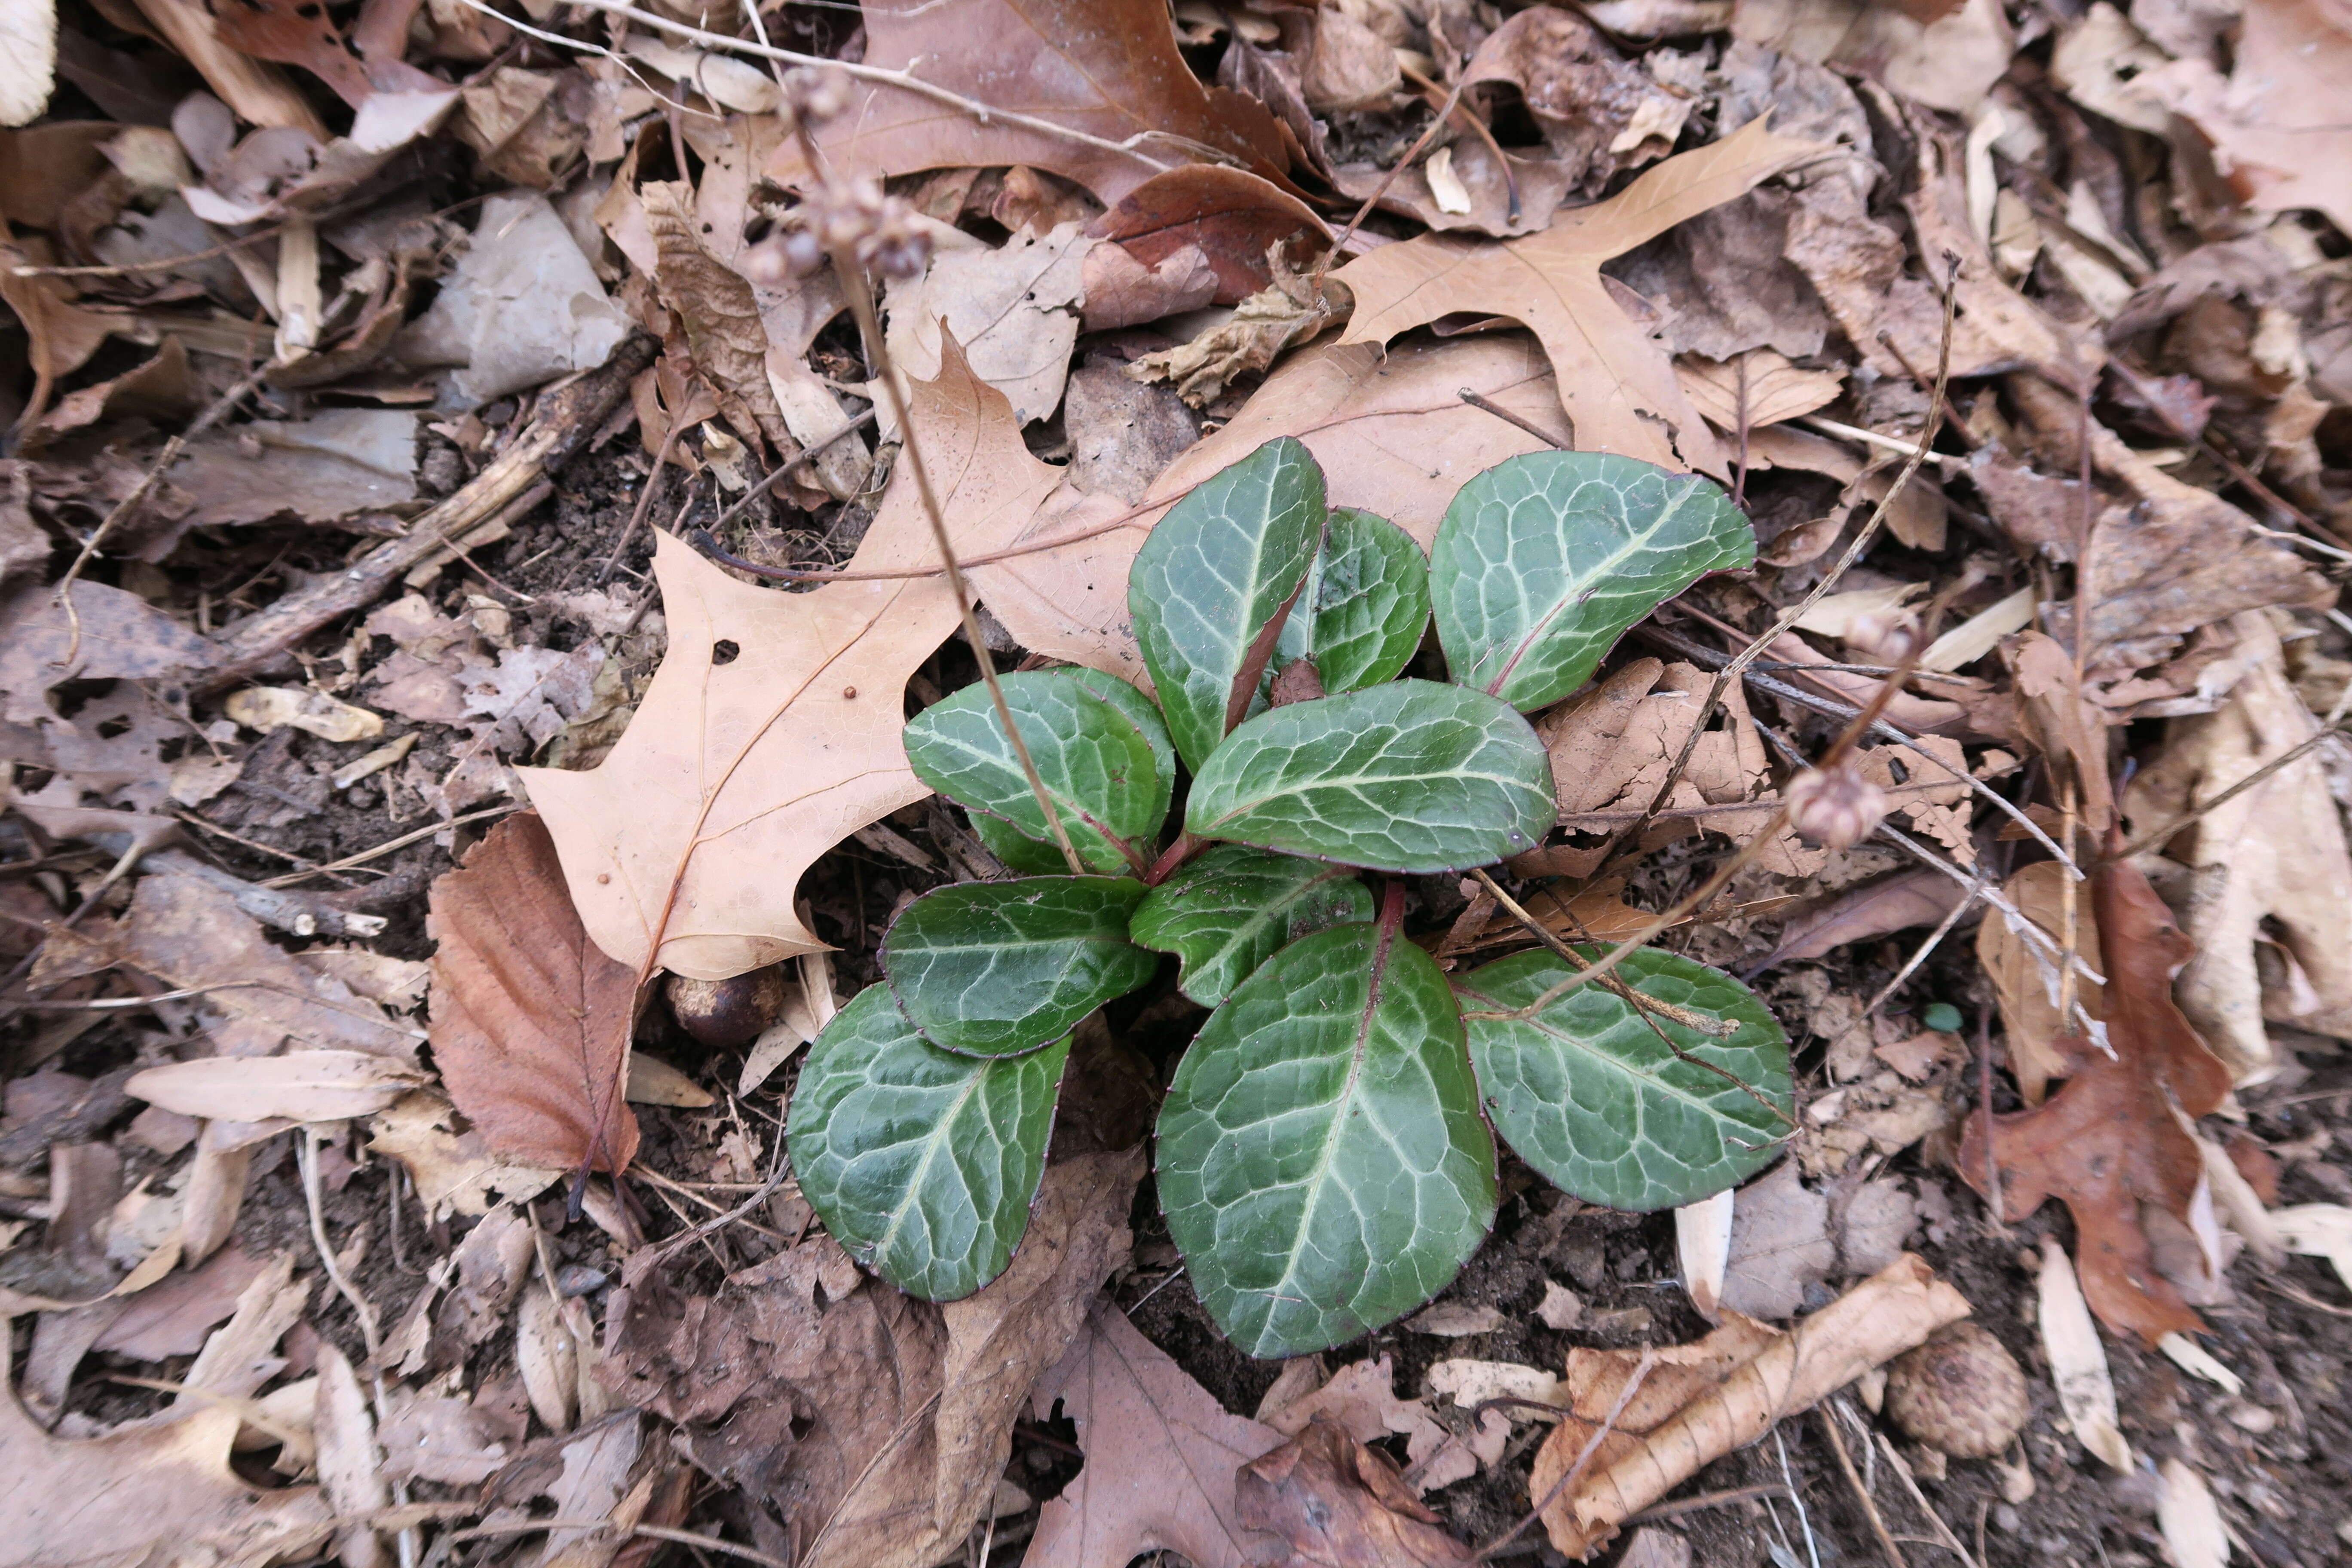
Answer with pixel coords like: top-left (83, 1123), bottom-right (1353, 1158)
top-left (1884, 1322), bottom-right (2029, 1458)
top-left (666, 965), bottom-right (789, 1049)
top-left (1783, 762), bottom-right (1890, 849)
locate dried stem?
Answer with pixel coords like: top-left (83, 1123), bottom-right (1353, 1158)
top-left (1859, 889), bottom-right (1978, 1018)
top-left (1457, 387), bottom-right (1573, 450)
top-left (1473, 1349), bottom-right (1657, 1561)
top-left (2110, 716), bottom-right (2349, 861)
top-left (1467, 868), bottom-right (1736, 1040)
top-left (1817, 1404), bottom-right (1906, 1568)
top-left (1323, 77), bottom-right (1469, 270)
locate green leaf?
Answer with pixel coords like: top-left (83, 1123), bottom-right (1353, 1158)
top-left (1185, 680), bottom-right (1555, 873)
top-left (1130, 845), bottom-right (1374, 1008)
top-left (1271, 508), bottom-right (1430, 695)
top-left (905, 670), bottom-right (1173, 876)
top-left (1455, 947), bottom-right (1792, 1212)
top-left (786, 984), bottom-right (1069, 1300)
top-left (883, 876), bottom-right (1158, 1057)
top-left (971, 810), bottom-right (1078, 875)
top-left (1157, 918), bottom-right (1497, 1359)
top-left (1130, 436), bottom-right (1326, 771)
top-left (1431, 452), bottom-right (1755, 712)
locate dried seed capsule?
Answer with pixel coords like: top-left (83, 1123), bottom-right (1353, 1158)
top-left (1782, 762), bottom-right (1889, 849)
top-left (666, 965), bottom-right (789, 1049)
top-left (1885, 1322), bottom-right (2030, 1458)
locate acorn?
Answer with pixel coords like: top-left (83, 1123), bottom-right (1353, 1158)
top-left (665, 965), bottom-right (789, 1049)
top-left (1883, 1322), bottom-right (2030, 1459)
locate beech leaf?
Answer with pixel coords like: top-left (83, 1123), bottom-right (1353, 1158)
top-left (1157, 919), bottom-right (1499, 1358)
top-left (527, 337), bottom-right (1085, 980)
top-left (428, 812), bottom-right (641, 1174)
top-left (882, 876), bottom-right (1158, 1057)
top-left (1331, 117), bottom-right (1824, 472)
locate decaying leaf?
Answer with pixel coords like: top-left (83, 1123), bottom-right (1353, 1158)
top-left (365, 1090), bottom-right (561, 1220)
top-left (428, 812), bottom-right (640, 1174)
top-left (886, 221), bottom-right (1092, 424)
top-left (1977, 860), bottom-right (2101, 1106)
top-left (1127, 246), bottom-right (1342, 407)
top-left (1334, 117), bottom-right (1823, 472)
top-left (1963, 853), bottom-right (2233, 1343)
top-left (1529, 1254), bottom-right (1969, 1557)
top-left (1235, 1418), bottom-right (1477, 1567)
top-left (2035, 1240), bottom-right (2132, 1470)
top-left (1261, 1353), bottom-right (1476, 1492)
top-left (1027, 1301), bottom-right (1284, 1568)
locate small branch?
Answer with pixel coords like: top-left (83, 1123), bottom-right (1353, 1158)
top-left (1468, 869), bottom-right (1735, 1038)
top-left (1859, 890), bottom-right (1978, 1018)
top-left (1816, 1405), bottom-right (1906, 1568)
top-left (1473, 1349), bottom-right (1657, 1561)
top-left (1324, 77), bottom-right (1470, 270)
top-left (1458, 388), bottom-right (1573, 450)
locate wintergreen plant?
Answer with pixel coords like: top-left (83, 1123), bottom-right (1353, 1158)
top-left (784, 436), bottom-right (1795, 1358)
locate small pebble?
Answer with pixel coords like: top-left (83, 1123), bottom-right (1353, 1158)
top-left (556, 1264), bottom-right (608, 1298)
top-left (1992, 1504), bottom-right (2020, 1534)
top-left (2223, 1400), bottom-right (2278, 1434)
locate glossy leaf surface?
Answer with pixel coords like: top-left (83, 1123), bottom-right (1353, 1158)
top-left (1130, 845), bottom-right (1374, 1007)
top-left (1130, 436), bottom-right (1325, 771)
top-left (1158, 919), bottom-right (1497, 1358)
top-left (904, 669), bottom-right (1172, 875)
top-left (1456, 947), bottom-right (1791, 1211)
top-left (1185, 680), bottom-right (1554, 873)
top-left (1432, 451), bottom-right (1754, 712)
top-left (883, 876), bottom-right (1157, 1056)
top-left (1271, 507), bottom-right (1430, 696)
top-left (787, 984), bottom-right (1069, 1300)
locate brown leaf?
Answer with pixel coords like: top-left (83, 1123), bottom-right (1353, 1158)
top-left (1236, 1418), bottom-right (1477, 1568)
top-left (1127, 247), bottom-right (1341, 407)
top-left (885, 222), bottom-right (1092, 425)
top-left (0, 577), bottom-right (216, 728)
top-left (1731, 0), bottom-right (2012, 115)
top-left (529, 337), bottom-right (1098, 978)
top-left (207, 0), bottom-right (441, 107)
top-left (2124, 612), bottom-right (2352, 1075)
top-left (640, 179), bottom-right (794, 455)
top-left (1761, 866), bottom-right (1969, 966)
top-left (1081, 165), bottom-right (1328, 331)
top-left (1062, 365), bottom-right (1200, 505)
top-left (1261, 1353), bottom-right (1473, 1493)
top-left (1675, 349), bottom-right (1845, 431)
top-left (1332, 116), bottom-right (1823, 473)
top-left (773, 0), bottom-right (1292, 207)
top-left (1975, 860), bottom-right (2101, 1106)
top-left (365, 1089), bottom-right (562, 1220)
top-left (1962, 852), bottom-right (2233, 1344)
top-left (1530, 1255), bottom-right (1970, 1557)
top-left (1026, 1302), bottom-right (1284, 1568)
top-left (0, 1323), bottom-right (333, 1568)
top-left (428, 812), bottom-right (640, 1174)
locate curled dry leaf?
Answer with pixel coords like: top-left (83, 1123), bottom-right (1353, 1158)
top-left (365, 1089), bottom-right (562, 1220)
top-left (885, 221), bottom-right (1091, 425)
top-left (2036, 1240), bottom-right (2132, 1470)
top-left (773, 0), bottom-right (1292, 208)
top-left (1530, 1254), bottom-right (1969, 1557)
top-left (428, 812), bottom-right (640, 1174)
top-left (127, 1050), bottom-right (429, 1124)
top-left (1081, 164), bottom-right (1328, 331)
top-left (1236, 1417), bottom-right (1477, 1568)
top-left (531, 337), bottom-right (1116, 978)
top-left (2125, 612), bottom-right (2352, 1077)
top-left (1334, 117), bottom-right (1824, 473)
top-left (1262, 1353), bottom-right (1477, 1492)
top-left (1963, 852), bottom-right (2232, 1344)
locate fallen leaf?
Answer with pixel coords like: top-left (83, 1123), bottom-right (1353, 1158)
top-left (90, 1242), bottom-right (271, 1360)
top-left (1537, 1281), bottom-right (1585, 1330)
top-left (1062, 364), bottom-right (1201, 505)
top-left (1732, 0), bottom-right (2012, 114)
top-left (315, 1342), bottom-right (387, 1568)
top-left (1759, 866), bottom-right (1969, 966)
top-left (2125, 612), bottom-right (2352, 1076)
top-left (1235, 1418), bottom-right (1476, 1567)
top-left (886, 222), bottom-right (1091, 425)
top-left (775, 0), bottom-right (1292, 207)
top-left (429, 811), bottom-right (640, 1174)
top-left (1529, 1254), bottom-right (1970, 1557)
top-left (0, 1322), bottom-right (333, 1568)
top-left (1262, 1353), bottom-right (1475, 1492)
top-left (2035, 1240), bottom-right (2132, 1470)
top-left (1407, 1302), bottom-right (1507, 1338)
top-left (1675, 349), bottom-right (1845, 430)
top-left (224, 686), bottom-right (385, 743)
top-left (2156, 1457), bottom-right (2228, 1568)
top-left (1977, 860), bottom-right (2102, 1105)
top-left (1027, 1301), bottom-right (1284, 1568)
top-left (1081, 164), bottom-right (1327, 330)
top-left (0, 0), bottom-right (53, 129)
top-left (377, 1384), bottom-right (526, 1485)
top-left (168, 409), bottom-right (421, 527)
top-left (1334, 116), bottom-right (1823, 473)
top-left (364, 1089), bottom-right (562, 1220)
top-left (0, 577), bottom-right (216, 729)
top-left (1718, 1162), bottom-right (1833, 1319)
top-left (1127, 246), bottom-right (1342, 406)
top-left (127, 1051), bottom-right (429, 1124)
top-left (1962, 852), bottom-right (2233, 1343)
top-left (2270, 1204), bottom-right (2352, 1292)
top-left (530, 337), bottom-right (1102, 978)
top-left (1676, 1189), bottom-right (1734, 1320)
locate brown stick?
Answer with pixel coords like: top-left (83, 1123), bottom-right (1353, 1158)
top-left (193, 334), bottom-right (657, 696)
top-left (1816, 1405), bottom-right (1907, 1568)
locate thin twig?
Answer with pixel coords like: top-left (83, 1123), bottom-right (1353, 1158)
top-left (1816, 1406), bottom-right (1906, 1568)
top-left (1859, 890), bottom-right (1978, 1018)
top-left (2111, 717), bottom-right (2349, 861)
top-left (52, 362), bottom-right (272, 667)
top-left (596, 416), bottom-right (684, 587)
top-left (1458, 388), bottom-right (1572, 450)
top-left (1775, 1426), bottom-right (1823, 1568)
top-left (1874, 1434), bottom-right (1985, 1568)
top-left (1467, 870), bottom-right (1736, 1038)
top-left (299, 1129), bottom-right (381, 1363)
top-left (258, 804), bottom-right (516, 887)
top-left (1323, 77), bottom-right (1471, 270)
top-left (1473, 1350), bottom-right (1657, 1561)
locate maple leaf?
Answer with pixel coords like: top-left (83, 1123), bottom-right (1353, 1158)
top-left (527, 336), bottom-right (1080, 980)
top-left (1331, 116), bottom-right (1824, 473)
top-left (1962, 848), bottom-right (2233, 1344)
top-left (428, 812), bottom-right (640, 1173)
top-left (769, 0), bottom-right (1292, 208)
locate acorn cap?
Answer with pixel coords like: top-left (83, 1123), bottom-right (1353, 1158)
top-left (1884, 1321), bottom-right (2029, 1459)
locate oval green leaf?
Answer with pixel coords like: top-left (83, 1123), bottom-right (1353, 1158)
top-left (1455, 947), bottom-right (1792, 1212)
top-left (904, 669), bottom-right (1173, 876)
top-left (1185, 680), bottom-right (1555, 873)
top-left (1431, 451), bottom-right (1755, 712)
top-left (1130, 435), bottom-right (1326, 772)
top-left (1158, 919), bottom-right (1498, 1359)
top-left (1130, 845), bottom-right (1374, 1008)
top-left (787, 983), bottom-right (1069, 1300)
top-left (1271, 507), bottom-right (1430, 696)
top-left (882, 876), bottom-right (1158, 1057)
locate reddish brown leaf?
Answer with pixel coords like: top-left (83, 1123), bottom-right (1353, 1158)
top-left (1235, 1418), bottom-right (1476, 1568)
top-left (1083, 164), bottom-right (1328, 328)
top-left (208, 0), bottom-right (443, 107)
top-left (428, 812), bottom-right (640, 1174)
top-left (1962, 846), bottom-right (2233, 1344)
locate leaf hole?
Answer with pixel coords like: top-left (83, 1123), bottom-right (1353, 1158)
top-left (712, 640), bottom-right (741, 666)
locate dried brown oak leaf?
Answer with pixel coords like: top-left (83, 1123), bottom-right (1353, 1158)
top-left (1962, 848), bottom-right (2233, 1344)
top-left (640, 179), bottom-right (796, 456)
top-left (1236, 1417), bottom-right (1476, 1568)
top-left (1026, 1301), bottom-right (1284, 1568)
top-left (528, 336), bottom-right (1094, 978)
top-left (2126, 611), bottom-right (2352, 1077)
top-left (983, 333), bottom-right (1565, 683)
top-left (770, 0), bottom-right (1293, 208)
top-left (428, 811), bottom-right (640, 1174)
top-left (1530, 1255), bottom-right (1969, 1558)
top-left (0, 1325), bottom-right (334, 1568)
top-left (1331, 116), bottom-right (1823, 475)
